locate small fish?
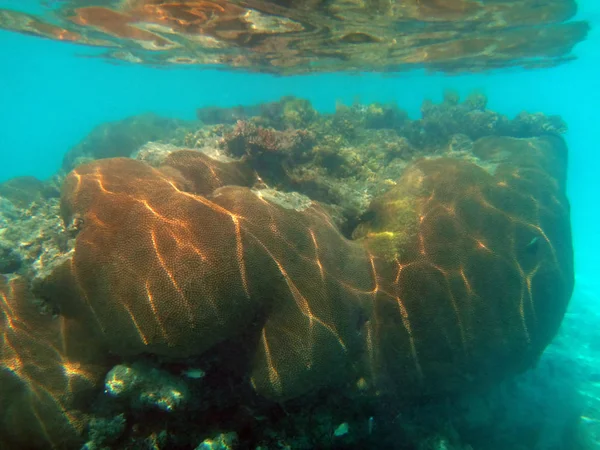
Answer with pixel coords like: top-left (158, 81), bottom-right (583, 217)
top-left (182, 368), bottom-right (205, 379)
top-left (334, 422), bottom-right (349, 437)
top-left (525, 236), bottom-right (540, 253)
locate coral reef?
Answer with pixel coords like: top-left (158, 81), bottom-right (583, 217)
top-left (0, 176), bottom-right (67, 280)
top-left (54, 109), bottom-right (571, 410)
top-left (0, 95), bottom-right (579, 449)
top-left (409, 92), bottom-right (568, 148)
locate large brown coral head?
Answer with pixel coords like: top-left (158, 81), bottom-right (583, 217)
top-left (53, 138), bottom-right (573, 403)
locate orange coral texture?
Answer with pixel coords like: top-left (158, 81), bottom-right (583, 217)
top-left (0, 275), bottom-right (106, 449)
top-left (56, 138), bottom-right (573, 402)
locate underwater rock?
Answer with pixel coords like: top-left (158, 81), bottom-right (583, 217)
top-left (403, 92), bottom-right (569, 151)
top-left (363, 103), bottom-right (410, 130)
top-left (195, 432), bottom-right (237, 450)
top-left (0, 196), bottom-right (19, 224)
top-left (61, 113), bottom-right (192, 172)
top-left (132, 142), bottom-right (186, 167)
top-left (83, 414), bottom-right (126, 450)
top-left (506, 111), bottom-right (568, 136)
top-left (252, 189), bottom-right (313, 212)
top-left (0, 197), bottom-right (70, 281)
top-left (197, 104), bottom-right (259, 125)
top-left (447, 134), bottom-right (474, 155)
top-left (223, 120), bottom-right (315, 160)
top-left (198, 97), bottom-right (317, 131)
top-left (330, 102), bottom-right (409, 136)
top-left (0, 242), bottom-right (21, 273)
top-left (413, 94), bottom-right (507, 147)
top-left (0, 176), bottom-right (56, 208)
top-left (104, 363), bottom-right (189, 412)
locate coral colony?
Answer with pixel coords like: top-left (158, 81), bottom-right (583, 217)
top-left (0, 94), bottom-right (577, 449)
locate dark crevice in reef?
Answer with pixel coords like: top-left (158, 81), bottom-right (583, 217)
top-left (0, 93), bottom-right (583, 450)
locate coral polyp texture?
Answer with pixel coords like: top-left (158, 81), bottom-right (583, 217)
top-left (0, 96), bottom-right (577, 449)
top-left (0, 275), bottom-right (107, 449)
top-left (55, 138), bottom-right (572, 402)
top-left (0, 0), bottom-right (589, 74)
top-left (58, 155), bottom-right (372, 399)
top-left (355, 137), bottom-right (573, 394)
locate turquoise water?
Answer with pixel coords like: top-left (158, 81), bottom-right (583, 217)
top-left (0, 1), bottom-right (599, 449)
top-left (1, 4), bottom-right (598, 280)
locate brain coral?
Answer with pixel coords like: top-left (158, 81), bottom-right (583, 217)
top-left (0, 275), bottom-right (108, 449)
top-left (354, 135), bottom-right (573, 394)
top-left (53, 135), bottom-right (572, 402)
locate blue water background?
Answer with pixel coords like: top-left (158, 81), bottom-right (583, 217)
top-left (0, 2), bottom-right (598, 289)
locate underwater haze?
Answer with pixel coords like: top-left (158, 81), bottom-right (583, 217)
top-left (0, 1), bottom-right (599, 449)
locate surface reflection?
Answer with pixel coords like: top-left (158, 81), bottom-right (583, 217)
top-left (0, 0), bottom-right (590, 73)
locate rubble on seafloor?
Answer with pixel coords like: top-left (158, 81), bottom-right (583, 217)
top-left (0, 94), bottom-right (593, 450)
